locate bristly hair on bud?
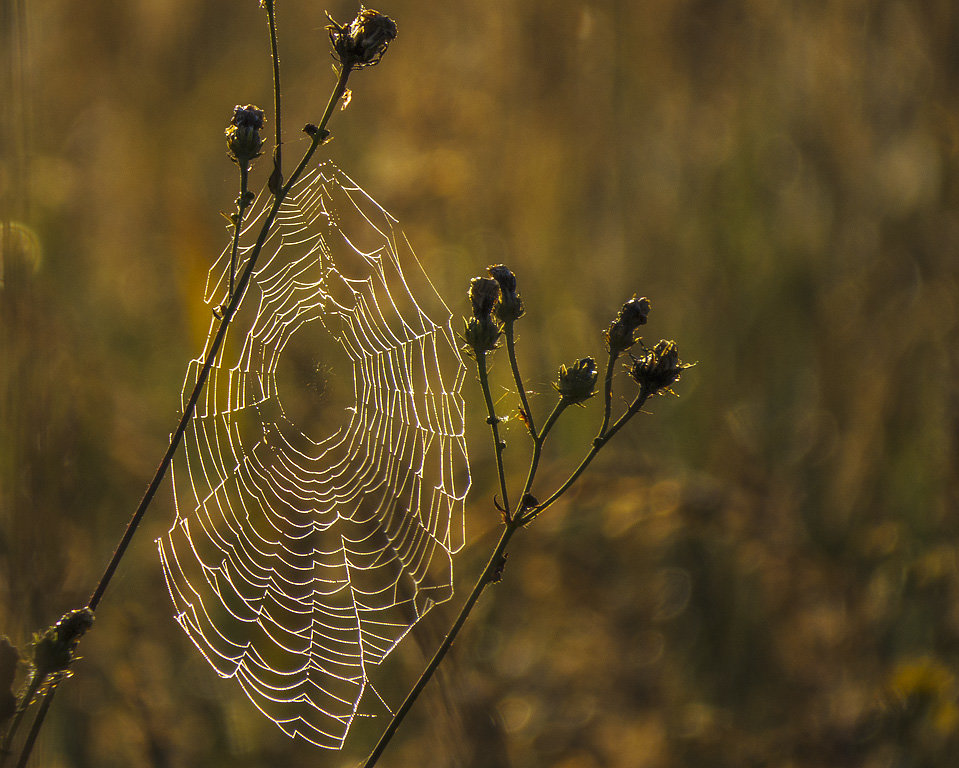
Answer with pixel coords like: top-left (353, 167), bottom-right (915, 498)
top-left (326, 7), bottom-right (397, 69)
top-left (488, 264), bottom-right (525, 323)
top-left (555, 357), bottom-right (599, 405)
top-left (225, 104), bottom-right (266, 169)
top-left (628, 339), bottom-right (691, 396)
top-left (605, 296), bottom-right (651, 356)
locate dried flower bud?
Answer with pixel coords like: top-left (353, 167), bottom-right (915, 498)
top-left (327, 7), bottom-right (397, 69)
top-left (225, 104), bottom-right (265, 168)
top-left (488, 264), bottom-right (525, 323)
top-left (628, 339), bottom-right (689, 395)
top-left (605, 296), bottom-right (651, 355)
top-left (31, 608), bottom-right (94, 679)
top-left (555, 357), bottom-right (599, 405)
top-left (463, 316), bottom-right (502, 356)
top-left (469, 277), bottom-right (500, 319)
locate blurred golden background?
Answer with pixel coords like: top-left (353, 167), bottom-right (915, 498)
top-left (3, 1), bottom-right (959, 766)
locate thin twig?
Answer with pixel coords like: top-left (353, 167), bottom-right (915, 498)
top-left (599, 350), bottom-right (619, 437)
top-left (14, 685), bottom-right (54, 768)
top-left (264, 0), bottom-right (282, 192)
top-left (505, 322), bottom-right (535, 436)
top-left (0, 671), bottom-right (43, 766)
top-left (520, 386), bottom-right (649, 525)
top-left (227, 164), bottom-right (249, 300)
top-left (360, 521), bottom-right (519, 768)
top-left (519, 397), bottom-right (567, 503)
top-left (476, 349), bottom-right (512, 518)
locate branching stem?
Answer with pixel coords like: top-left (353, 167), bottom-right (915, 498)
top-left (520, 398), bottom-right (567, 503)
top-left (520, 386), bottom-right (649, 525)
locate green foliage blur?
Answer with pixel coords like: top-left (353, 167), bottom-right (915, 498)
top-left (3, 1), bottom-right (959, 766)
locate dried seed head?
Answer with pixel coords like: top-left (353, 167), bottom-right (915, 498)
top-left (463, 316), bottom-right (502, 356)
top-left (606, 296), bottom-right (651, 355)
top-left (555, 357), bottom-right (599, 405)
top-left (628, 339), bottom-right (690, 395)
top-left (31, 608), bottom-right (95, 680)
top-left (488, 264), bottom-right (525, 323)
top-left (327, 7), bottom-right (397, 69)
top-left (469, 277), bottom-right (501, 319)
top-left (225, 104), bottom-right (265, 168)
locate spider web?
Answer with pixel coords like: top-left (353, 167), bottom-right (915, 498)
top-left (156, 162), bottom-right (470, 749)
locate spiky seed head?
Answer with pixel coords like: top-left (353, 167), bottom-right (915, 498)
top-left (605, 296), bottom-right (651, 355)
top-left (463, 316), bottom-right (502, 356)
top-left (556, 357), bottom-right (599, 405)
top-left (488, 264), bottom-right (525, 322)
top-left (628, 339), bottom-right (689, 395)
top-left (327, 7), bottom-right (397, 69)
top-left (31, 608), bottom-right (95, 678)
top-left (225, 104), bottom-right (265, 168)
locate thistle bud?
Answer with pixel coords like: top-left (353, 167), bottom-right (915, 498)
top-left (605, 296), bottom-right (651, 355)
top-left (327, 7), bottom-right (397, 69)
top-left (488, 264), bottom-right (525, 323)
top-left (555, 357), bottom-right (599, 405)
top-left (628, 339), bottom-right (689, 395)
top-left (463, 316), bottom-right (502, 356)
top-left (31, 608), bottom-right (95, 679)
top-left (225, 104), bottom-right (265, 168)
top-left (469, 277), bottom-right (500, 320)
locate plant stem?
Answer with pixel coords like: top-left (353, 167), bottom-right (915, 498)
top-left (87, 62), bottom-right (353, 614)
top-left (476, 349), bottom-right (511, 518)
top-left (505, 322), bottom-right (535, 436)
top-left (599, 350), bottom-right (619, 437)
top-left (0, 671), bottom-right (43, 766)
top-left (361, 520), bottom-right (519, 768)
top-left (520, 386), bottom-right (649, 525)
top-left (227, 164), bottom-right (249, 300)
top-left (264, 0), bottom-right (282, 189)
top-left (520, 398), bottom-right (567, 503)
top-left (13, 62), bottom-right (357, 768)
top-left (13, 685), bottom-right (52, 768)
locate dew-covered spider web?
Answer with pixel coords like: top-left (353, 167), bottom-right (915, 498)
top-left (156, 162), bottom-right (470, 749)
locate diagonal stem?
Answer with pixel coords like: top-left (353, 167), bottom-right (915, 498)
top-left (87, 62), bottom-right (354, 614)
top-left (0, 670), bottom-right (43, 766)
top-left (520, 386), bottom-right (649, 526)
top-left (14, 61), bottom-right (358, 768)
top-left (361, 520), bottom-right (519, 768)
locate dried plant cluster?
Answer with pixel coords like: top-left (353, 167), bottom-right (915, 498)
top-left (1, 5), bottom-right (687, 767)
